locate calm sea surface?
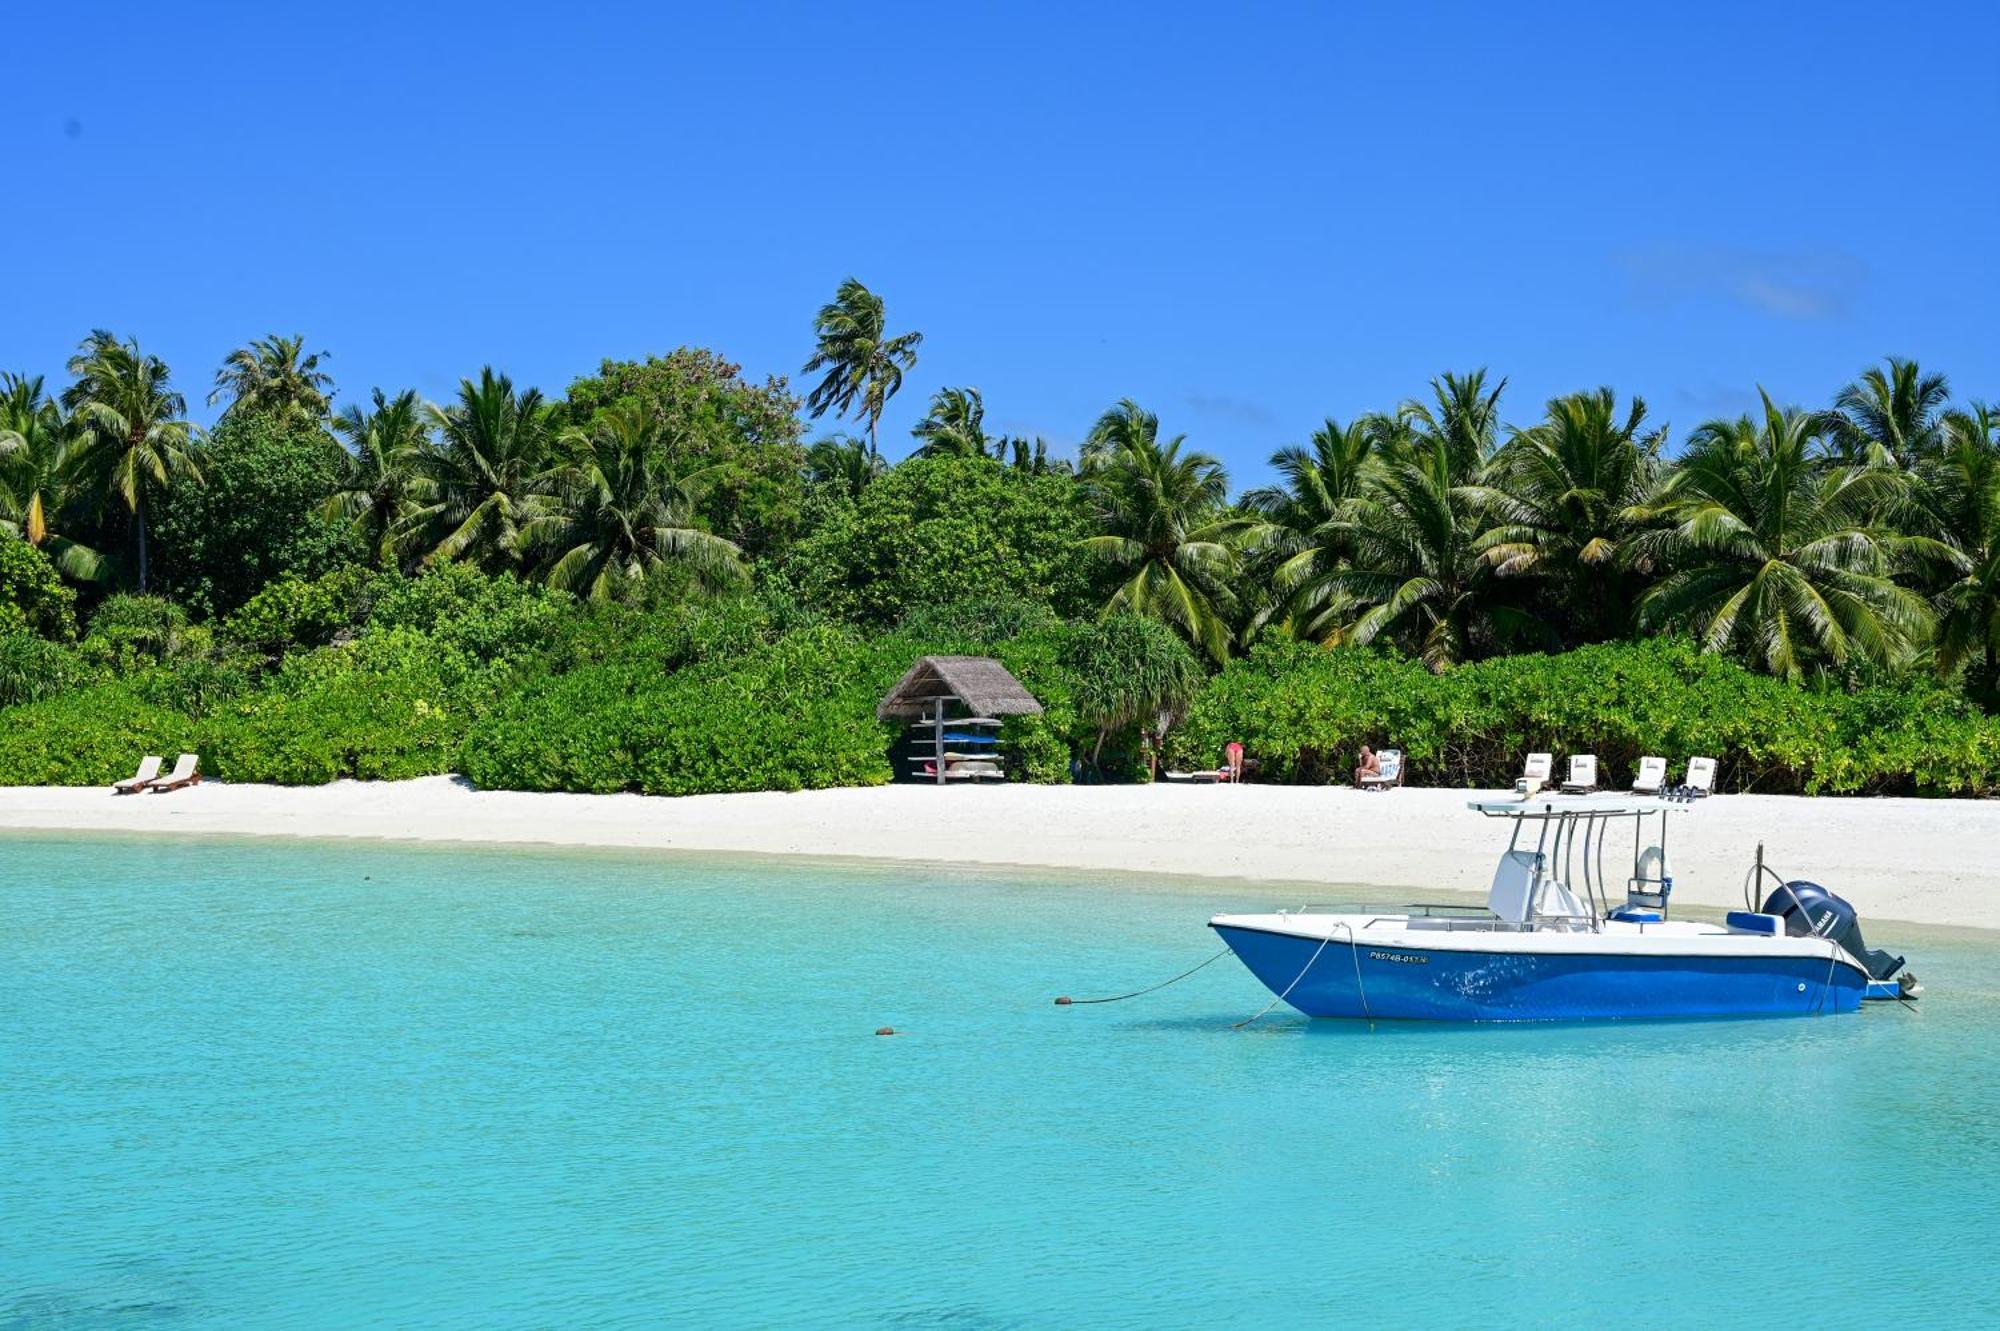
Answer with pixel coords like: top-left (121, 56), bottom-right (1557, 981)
top-left (4, 831), bottom-right (1997, 1328)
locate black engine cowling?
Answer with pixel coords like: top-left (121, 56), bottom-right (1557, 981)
top-left (1759, 880), bottom-right (1904, 981)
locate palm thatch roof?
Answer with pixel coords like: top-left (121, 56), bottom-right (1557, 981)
top-left (877, 656), bottom-right (1043, 721)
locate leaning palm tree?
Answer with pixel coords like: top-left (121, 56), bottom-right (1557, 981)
top-left (1474, 388), bottom-right (1665, 642)
top-left (1828, 356), bottom-right (1949, 468)
top-left (804, 434), bottom-right (882, 502)
top-left (1242, 415), bottom-right (1388, 635)
top-left (0, 373), bottom-right (106, 580)
top-left (1308, 437), bottom-right (1542, 670)
top-left (210, 333), bottom-right (334, 422)
top-left (326, 388), bottom-right (432, 568)
top-left (60, 331), bottom-right (201, 591)
top-left (522, 405), bottom-right (746, 600)
top-left (1077, 400), bottom-right (1249, 662)
top-left (801, 277), bottom-right (922, 461)
top-left (1908, 404), bottom-right (2000, 697)
top-left (1396, 369), bottom-right (1506, 481)
top-left (910, 386), bottom-right (994, 459)
top-left (396, 368), bottom-right (558, 570)
top-left (1628, 391), bottom-right (1932, 680)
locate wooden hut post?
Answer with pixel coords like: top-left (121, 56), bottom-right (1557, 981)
top-left (933, 697), bottom-right (946, 785)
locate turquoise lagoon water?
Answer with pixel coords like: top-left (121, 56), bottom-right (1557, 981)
top-left (4, 832), bottom-right (1998, 1329)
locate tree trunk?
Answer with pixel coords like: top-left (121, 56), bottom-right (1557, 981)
top-left (136, 498), bottom-right (149, 593)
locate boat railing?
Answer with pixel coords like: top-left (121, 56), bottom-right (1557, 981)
top-left (1277, 905), bottom-right (1607, 934)
top-left (1284, 901), bottom-right (1494, 916)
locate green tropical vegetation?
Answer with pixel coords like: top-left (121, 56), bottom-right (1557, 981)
top-left (5, 277), bottom-right (2000, 794)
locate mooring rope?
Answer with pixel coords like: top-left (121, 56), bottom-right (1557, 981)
top-left (1233, 923), bottom-right (1353, 1029)
top-left (1053, 947), bottom-right (1231, 1006)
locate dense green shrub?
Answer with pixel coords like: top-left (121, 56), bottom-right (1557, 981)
top-left (130, 654), bottom-right (256, 720)
top-left (223, 565), bottom-right (373, 658)
top-left (897, 595), bottom-right (1062, 646)
top-left (0, 684), bottom-right (197, 785)
top-left (202, 630), bottom-right (488, 783)
top-left (1170, 637), bottom-right (2000, 796)
top-left (0, 631), bottom-right (91, 708)
top-left (360, 564), bottom-right (572, 665)
top-left (149, 411), bottom-right (361, 617)
top-left (781, 457), bottom-right (1097, 625)
top-left (0, 539), bottom-right (77, 639)
top-left (461, 623), bottom-right (897, 794)
top-left (80, 595), bottom-right (201, 670)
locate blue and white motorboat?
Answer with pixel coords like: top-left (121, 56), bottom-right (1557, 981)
top-left (1210, 793), bottom-right (1920, 1022)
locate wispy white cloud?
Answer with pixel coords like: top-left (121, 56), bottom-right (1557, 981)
top-left (1616, 246), bottom-right (1866, 322)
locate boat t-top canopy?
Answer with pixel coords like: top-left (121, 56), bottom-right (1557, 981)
top-left (1467, 792), bottom-right (1691, 925)
top-left (1466, 794), bottom-right (1695, 819)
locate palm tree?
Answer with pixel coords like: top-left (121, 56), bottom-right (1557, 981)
top-left (1909, 404), bottom-right (2000, 698)
top-left (0, 374), bottom-right (106, 580)
top-left (1077, 400), bottom-right (1248, 662)
top-left (1629, 391), bottom-right (1932, 680)
top-left (522, 405), bottom-right (746, 600)
top-left (60, 331), bottom-right (201, 591)
top-left (1307, 436), bottom-right (1542, 670)
top-left (1829, 356), bottom-right (1949, 468)
top-left (910, 386), bottom-right (994, 459)
top-left (1397, 369), bottom-right (1506, 481)
top-left (999, 435), bottom-right (1067, 475)
top-left (326, 388), bottom-right (432, 568)
top-left (801, 277), bottom-right (922, 461)
top-left (1474, 388), bottom-right (1665, 642)
top-left (805, 434), bottom-right (882, 501)
top-left (210, 333), bottom-right (334, 422)
top-left (397, 368), bottom-right (558, 570)
top-left (1242, 415), bottom-right (1387, 636)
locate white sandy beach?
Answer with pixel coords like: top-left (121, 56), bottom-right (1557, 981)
top-left (0, 777), bottom-right (1995, 930)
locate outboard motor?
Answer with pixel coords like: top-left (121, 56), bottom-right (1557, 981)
top-left (1760, 880), bottom-right (1905, 981)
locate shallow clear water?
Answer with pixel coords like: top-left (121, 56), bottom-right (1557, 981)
top-left (4, 832), bottom-right (1997, 1329)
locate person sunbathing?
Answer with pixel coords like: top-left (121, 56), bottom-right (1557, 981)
top-left (1353, 744), bottom-right (1380, 787)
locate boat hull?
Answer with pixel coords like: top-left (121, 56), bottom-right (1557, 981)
top-left (1211, 922), bottom-right (1868, 1022)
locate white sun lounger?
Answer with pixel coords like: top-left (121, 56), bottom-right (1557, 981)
top-left (1515, 752), bottom-right (1553, 796)
top-left (113, 755), bottom-right (163, 794)
top-left (1684, 756), bottom-right (1716, 797)
top-left (1631, 755), bottom-right (1667, 794)
top-left (150, 753), bottom-right (201, 793)
top-left (1560, 754), bottom-right (1598, 794)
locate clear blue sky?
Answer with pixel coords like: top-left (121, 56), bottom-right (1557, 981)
top-left (5, 2), bottom-right (1995, 482)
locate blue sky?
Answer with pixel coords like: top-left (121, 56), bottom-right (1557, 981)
top-left (4, 2), bottom-right (1995, 483)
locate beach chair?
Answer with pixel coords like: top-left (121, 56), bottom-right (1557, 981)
top-left (150, 753), bottom-right (201, 793)
top-left (1560, 754), bottom-right (1598, 794)
top-left (1359, 749), bottom-right (1404, 791)
top-left (1684, 756), bottom-right (1716, 797)
top-left (113, 755), bottom-right (164, 794)
top-left (1516, 752), bottom-right (1553, 797)
top-left (1631, 755), bottom-right (1667, 795)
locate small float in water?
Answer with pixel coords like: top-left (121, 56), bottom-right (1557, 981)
top-left (1210, 793), bottom-right (1920, 1022)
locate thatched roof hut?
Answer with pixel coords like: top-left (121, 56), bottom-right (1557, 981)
top-left (877, 656), bottom-right (1043, 721)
